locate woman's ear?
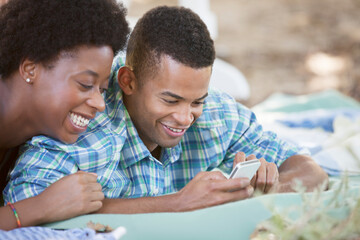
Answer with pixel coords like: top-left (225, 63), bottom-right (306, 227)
top-left (117, 66), bottom-right (136, 95)
top-left (19, 59), bottom-right (37, 84)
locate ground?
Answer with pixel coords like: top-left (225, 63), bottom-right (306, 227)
top-left (127, 0), bottom-right (360, 107)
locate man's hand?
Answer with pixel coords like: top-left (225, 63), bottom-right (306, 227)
top-left (174, 171), bottom-right (253, 212)
top-left (98, 171), bottom-right (252, 214)
top-left (232, 152), bottom-right (279, 193)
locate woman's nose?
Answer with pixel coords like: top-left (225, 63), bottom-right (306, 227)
top-left (87, 90), bottom-right (105, 112)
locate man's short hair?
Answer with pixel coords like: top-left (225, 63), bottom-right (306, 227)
top-left (0, 0), bottom-right (129, 79)
top-left (126, 6), bottom-right (215, 84)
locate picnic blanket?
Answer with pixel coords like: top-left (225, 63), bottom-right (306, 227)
top-left (0, 226), bottom-right (126, 240)
top-left (252, 89), bottom-right (360, 176)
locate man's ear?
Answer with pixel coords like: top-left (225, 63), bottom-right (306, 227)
top-left (19, 59), bottom-right (38, 84)
top-left (117, 66), bottom-right (136, 95)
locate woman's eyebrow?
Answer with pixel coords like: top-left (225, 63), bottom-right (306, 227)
top-left (76, 70), bottom-right (99, 78)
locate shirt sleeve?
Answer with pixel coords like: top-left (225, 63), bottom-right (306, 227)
top-left (216, 94), bottom-right (308, 174)
top-left (3, 141), bottom-right (76, 204)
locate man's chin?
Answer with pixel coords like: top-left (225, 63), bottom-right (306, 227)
top-left (159, 140), bottom-right (181, 149)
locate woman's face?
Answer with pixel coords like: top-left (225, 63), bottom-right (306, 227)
top-left (30, 45), bottom-right (114, 143)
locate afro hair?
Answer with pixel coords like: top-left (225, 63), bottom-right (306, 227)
top-left (0, 0), bottom-right (130, 79)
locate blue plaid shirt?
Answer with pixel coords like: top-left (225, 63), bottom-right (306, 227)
top-left (4, 57), bottom-right (306, 203)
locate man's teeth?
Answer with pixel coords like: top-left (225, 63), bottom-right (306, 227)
top-left (70, 113), bottom-right (90, 127)
top-left (167, 126), bottom-right (183, 133)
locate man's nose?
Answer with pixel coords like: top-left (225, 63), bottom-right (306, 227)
top-left (173, 105), bottom-right (194, 126)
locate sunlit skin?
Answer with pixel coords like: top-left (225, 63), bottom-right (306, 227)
top-left (0, 45), bottom-right (114, 146)
top-left (119, 55), bottom-right (212, 158)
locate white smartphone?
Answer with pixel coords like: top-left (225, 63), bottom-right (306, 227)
top-left (229, 159), bottom-right (261, 180)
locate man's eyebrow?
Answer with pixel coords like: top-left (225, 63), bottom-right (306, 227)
top-left (161, 91), bottom-right (208, 101)
top-left (161, 91), bottom-right (184, 100)
top-left (196, 93), bottom-right (208, 101)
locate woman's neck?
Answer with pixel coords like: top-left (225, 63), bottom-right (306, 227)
top-left (0, 78), bottom-right (35, 148)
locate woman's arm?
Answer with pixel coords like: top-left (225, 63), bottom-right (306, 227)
top-left (0, 171), bottom-right (104, 230)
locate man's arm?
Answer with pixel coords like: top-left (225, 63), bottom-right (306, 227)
top-left (97, 171), bottom-right (253, 214)
top-left (275, 154), bottom-right (328, 192)
top-left (233, 153), bottom-right (328, 194)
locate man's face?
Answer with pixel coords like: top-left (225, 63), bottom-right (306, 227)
top-left (125, 55), bottom-right (212, 152)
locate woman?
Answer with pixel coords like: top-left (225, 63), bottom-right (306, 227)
top-left (0, 0), bottom-right (129, 230)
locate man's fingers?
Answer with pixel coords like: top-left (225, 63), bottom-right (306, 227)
top-left (200, 171), bottom-right (227, 180)
top-left (205, 185), bottom-right (254, 207)
top-left (233, 152), bottom-right (246, 169)
top-left (252, 159), bottom-right (279, 193)
top-left (250, 173), bottom-right (257, 187)
top-left (207, 178), bottom-right (251, 193)
top-left (222, 185), bottom-right (254, 202)
top-left (253, 158), bottom-right (267, 192)
top-left (246, 154), bottom-right (256, 160)
top-left (264, 163), bottom-right (279, 193)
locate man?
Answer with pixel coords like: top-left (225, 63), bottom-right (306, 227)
top-left (4, 6), bottom-right (328, 213)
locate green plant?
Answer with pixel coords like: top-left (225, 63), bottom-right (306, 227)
top-left (251, 176), bottom-right (360, 240)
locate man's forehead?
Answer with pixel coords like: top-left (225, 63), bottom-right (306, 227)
top-left (158, 54), bottom-right (213, 71)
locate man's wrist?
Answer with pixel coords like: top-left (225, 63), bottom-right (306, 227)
top-left (162, 192), bottom-right (182, 212)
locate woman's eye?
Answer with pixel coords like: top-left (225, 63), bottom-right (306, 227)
top-left (100, 88), bottom-right (108, 94)
top-left (79, 83), bottom-right (93, 90)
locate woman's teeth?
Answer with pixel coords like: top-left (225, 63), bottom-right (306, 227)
top-left (70, 112), bottom-right (90, 127)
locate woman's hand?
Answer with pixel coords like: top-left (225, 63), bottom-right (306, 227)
top-left (36, 171), bottom-right (104, 223)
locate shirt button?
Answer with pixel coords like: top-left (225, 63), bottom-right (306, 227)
top-left (153, 188), bottom-right (159, 195)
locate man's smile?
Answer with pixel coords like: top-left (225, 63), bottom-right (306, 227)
top-left (161, 123), bottom-right (187, 136)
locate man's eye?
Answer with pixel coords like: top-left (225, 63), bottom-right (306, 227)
top-left (193, 101), bottom-right (205, 106)
top-left (164, 99), bottom-right (178, 104)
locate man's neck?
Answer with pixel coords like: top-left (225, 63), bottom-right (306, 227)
top-left (151, 146), bottom-right (162, 161)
